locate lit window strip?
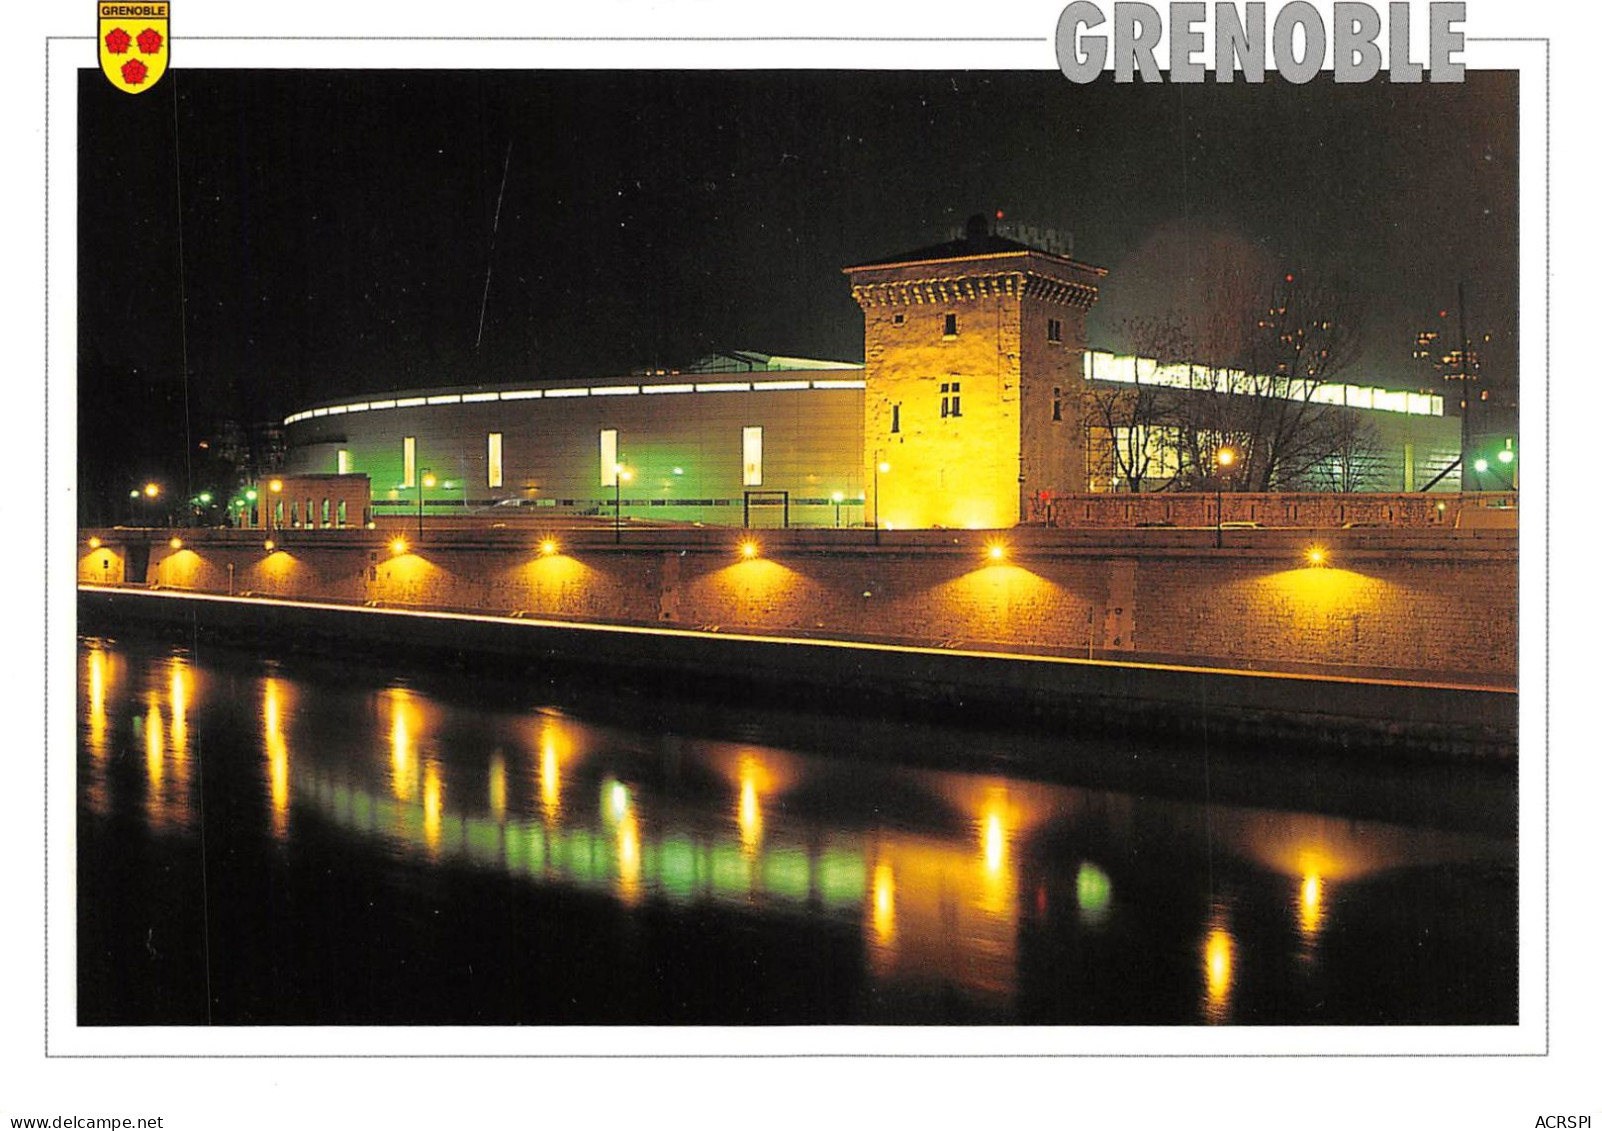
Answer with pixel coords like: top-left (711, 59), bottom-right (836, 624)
top-left (284, 375), bottom-right (866, 424)
top-left (1082, 351), bottom-right (1442, 417)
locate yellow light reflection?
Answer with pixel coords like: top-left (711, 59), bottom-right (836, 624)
top-left (871, 860), bottom-right (896, 945)
top-left (983, 813), bottom-right (1006, 873)
top-left (263, 678), bottom-right (290, 840)
top-left (1299, 873), bottom-right (1324, 938)
top-left (387, 690), bottom-right (419, 801)
top-left (87, 647), bottom-right (108, 758)
top-left (1202, 923), bottom-right (1236, 1024)
top-left (539, 737), bottom-right (561, 820)
top-left (168, 660), bottom-right (189, 766)
top-left (488, 752), bottom-right (507, 819)
top-left (422, 763), bottom-right (443, 852)
top-left (617, 811), bottom-right (642, 904)
top-left (144, 702), bottom-right (164, 787)
top-left (738, 774), bottom-right (762, 853)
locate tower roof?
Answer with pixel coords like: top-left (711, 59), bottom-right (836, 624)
top-left (843, 214), bottom-right (1106, 276)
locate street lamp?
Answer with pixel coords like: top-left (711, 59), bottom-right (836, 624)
top-left (417, 470), bottom-right (436, 541)
top-left (612, 463), bottom-right (632, 544)
top-left (873, 458), bottom-right (890, 545)
top-left (267, 478), bottom-right (283, 542)
top-left (1214, 446), bottom-right (1236, 549)
top-left (831, 490), bottom-right (845, 529)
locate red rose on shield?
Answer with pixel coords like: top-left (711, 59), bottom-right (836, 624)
top-left (121, 58), bottom-right (148, 85)
top-left (104, 27), bottom-right (131, 54)
top-left (137, 27), bottom-right (163, 54)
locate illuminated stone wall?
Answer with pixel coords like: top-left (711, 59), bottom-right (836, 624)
top-left (80, 528), bottom-right (1516, 680)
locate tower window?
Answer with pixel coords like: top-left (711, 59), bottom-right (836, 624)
top-left (891, 403), bottom-right (901, 434)
top-left (892, 312), bottom-right (905, 325)
top-left (943, 313), bottom-right (958, 337)
top-left (1052, 386), bottom-right (1062, 422)
top-left (940, 382), bottom-right (963, 419)
top-left (1048, 318), bottom-right (1063, 343)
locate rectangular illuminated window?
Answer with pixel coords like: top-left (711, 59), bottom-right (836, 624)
top-left (402, 436), bottom-right (416, 488)
top-left (337, 449), bottom-right (351, 474)
top-left (743, 426), bottom-right (763, 487)
top-left (487, 432), bottom-right (503, 488)
top-left (600, 429), bottom-right (619, 487)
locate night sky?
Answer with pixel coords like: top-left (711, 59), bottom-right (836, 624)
top-left (78, 68), bottom-right (1518, 510)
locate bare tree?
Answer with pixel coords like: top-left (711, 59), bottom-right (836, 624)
top-left (1169, 271), bottom-right (1367, 492)
top-left (1299, 410), bottom-right (1386, 492)
top-left (1082, 315), bottom-right (1186, 492)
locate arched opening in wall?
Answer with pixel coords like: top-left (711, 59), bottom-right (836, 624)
top-left (291, 501), bottom-right (300, 528)
top-left (338, 500), bottom-right (348, 527)
top-left (305, 498), bottom-right (315, 528)
top-left (322, 498), bottom-right (331, 526)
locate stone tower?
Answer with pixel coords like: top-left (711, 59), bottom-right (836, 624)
top-left (844, 215), bottom-right (1105, 529)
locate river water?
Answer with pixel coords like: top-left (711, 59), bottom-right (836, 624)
top-left (77, 633), bottom-right (1516, 1025)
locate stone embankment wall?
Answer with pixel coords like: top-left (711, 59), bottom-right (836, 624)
top-left (1049, 491), bottom-right (1519, 529)
top-left (79, 524), bottom-right (1517, 682)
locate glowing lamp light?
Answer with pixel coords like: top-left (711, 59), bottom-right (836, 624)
top-left (263, 539), bottom-right (276, 552)
top-left (88, 536), bottom-right (101, 549)
top-left (245, 488), bottom-right (258, 502)
top-left (1216, 447), bottom-right (1236, 468)
top-left (831, 490), bottom-right (844, 504)
top-left (539, 539), bottom-right (558, 557)
top-left (143, 482), bottom-right (160, 498)
top-left (1497, 448), bottom-right (1515, 464)
top-left (986, 542), bottom-right (1007, 562)
top-left (268, 478), bottom-right (283, 494)
top-left (389, 537), bottom-right (408, 555)
top-left (739, 541), bottom-right (759, 560)
top-left (422, 472), bottom-right (437, 489)
top-left (877, 461), bottom-right (891, 474)
top-left (1305, 545), bottom-right (1328, 568)
top-left (1473, 458), bottom-right (1489, 473)
top-left (168, 537), bottom-right (183, 550)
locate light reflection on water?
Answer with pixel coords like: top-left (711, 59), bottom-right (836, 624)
top-left (77, 636), bottom-right (1517, 1025)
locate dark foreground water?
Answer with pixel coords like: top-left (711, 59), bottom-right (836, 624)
top-left (78, 633), bottom-right (1517, 1025)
